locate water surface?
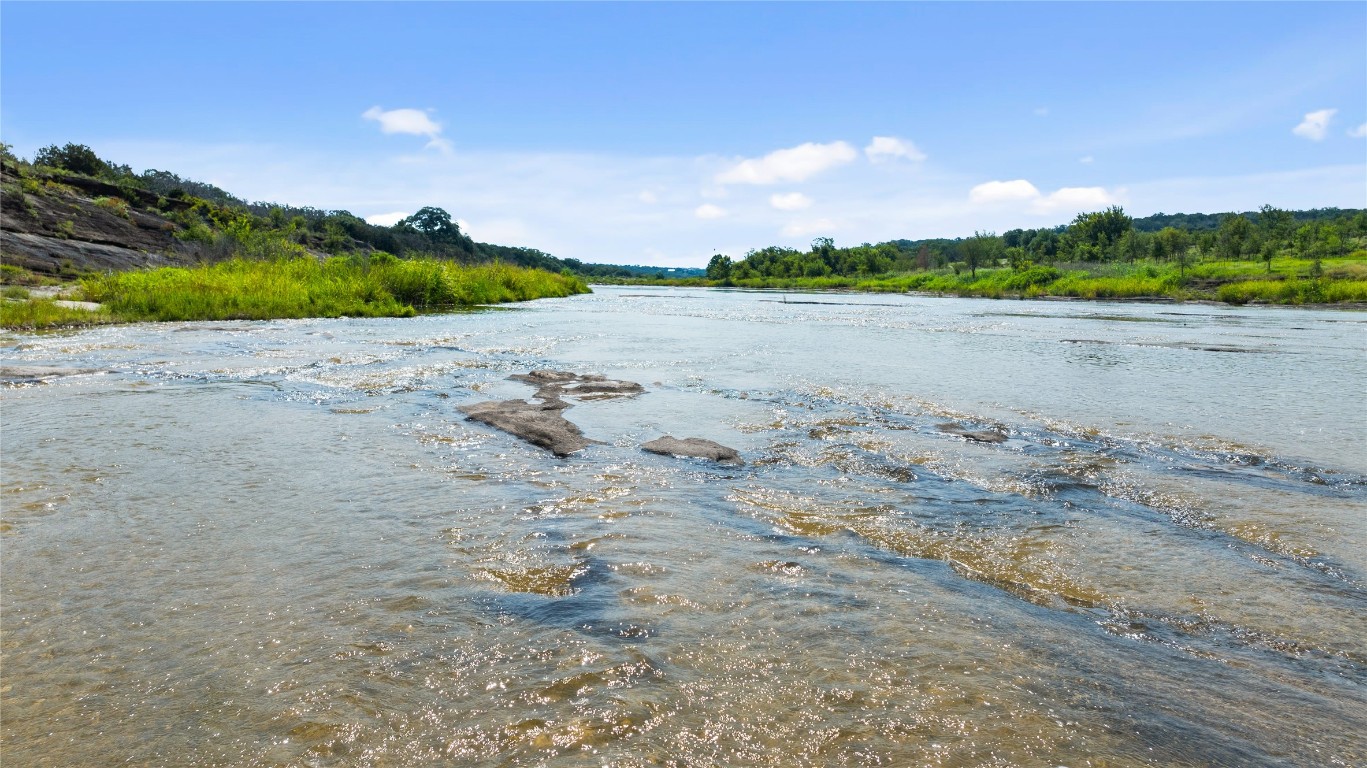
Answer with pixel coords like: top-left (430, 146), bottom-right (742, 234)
top-left (3, 287), bottom-right (1364, 766)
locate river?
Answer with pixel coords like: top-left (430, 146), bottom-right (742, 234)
top-left (3, 286), bottom-right (1364, 766)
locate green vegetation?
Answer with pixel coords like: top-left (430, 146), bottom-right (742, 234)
top-left (623, 204), bottom-right (1367, 305)
top-left (1, 257), bottom-right (587, 329)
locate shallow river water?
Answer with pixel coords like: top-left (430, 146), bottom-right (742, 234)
top-left (2, 286), bottom-right (1365, 766)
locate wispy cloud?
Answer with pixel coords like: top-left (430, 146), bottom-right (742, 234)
top-left (770, 192), bottom-right (813, 210)
top-left (716, 141), bottom-right (857, 185)
top-left (1292, 108), bottom-right (1336, 141)
top-left (363, 106), bottom-right (452, 153)
top-left (782, 217), bottom-right (838, 237)
top-left (1350, 123), bottom-right (1367, 139)
top-left (694, 203), bottom-right (727, 220)
top-left (1079, 155), bottom-right (1095, 165)
top-left (864, 136), bottom-right (926, 163)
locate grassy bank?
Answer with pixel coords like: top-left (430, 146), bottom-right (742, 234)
top-left (615, 257), bottom-right (1367, 305)
top-left (1, 255), bottom-right (589, 330)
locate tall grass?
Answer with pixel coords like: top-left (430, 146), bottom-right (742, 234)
top-left (0, 298), bottom-right (117, 329)
top-left (2, 255), bottom-right (589, 327)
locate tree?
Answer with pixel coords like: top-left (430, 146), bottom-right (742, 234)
top-left (1216, 214), bottom-right (1257, 260)
top-left (33, 143), bottom-right (108, 176)
top-left (705, 253), bottom-right (733, 281)
top-left (1155, 227), bottom-right (1192, 275)
top-left (1067, 205), bottom-right (1133, 259)
top-left (960, 231), bottom-right (1000, 278)
top-left (1258, 204), bottom-right (1294, 248)
top-left (398, 206), bottom-right (461, 241)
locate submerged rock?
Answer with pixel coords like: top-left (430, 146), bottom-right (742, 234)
top-left (460, 398), bottom-right (598, 457)
top-left (510, 370), bottom-right (645, 401)
top-left (642, 436), bottom-right (744, 465)
top-left (936, 423), bottom-right (1008, 444)
top-left (0, 366), bottom-right (106, 384)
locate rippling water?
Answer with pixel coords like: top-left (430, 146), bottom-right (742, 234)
top-left (3, 287), bottom-right (1365, 766)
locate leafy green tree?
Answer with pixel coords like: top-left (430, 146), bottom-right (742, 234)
top-left (33, 143), bottom-right (108, 176)
top-left (1156, 227), bottom-right (1192, 275)
top-left (1258, 204), bottom-right (1294, 247)
top-left (398, 206), bottom-right (461, 241)
top-left (1216, 214), bottom-right (1257, 260)
top-left (960, 231), bottom-right (1000, 278)
top-left (1260, 241), bottom-right (1277, 274)
top-left (1067, 205), bottom-right (1133, 259)
top-left (705, 253), bottom-right (733, 281)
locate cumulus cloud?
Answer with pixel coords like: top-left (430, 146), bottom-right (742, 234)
top-left (770, 192), bottom-right (813, 210)
top-left (364, 211), bottom-right (409, 226)
top-left (695, 203), bottom-right (728, 219)
top-left (363, 106), bottom-right (452, 152)
top-left (1038, 186), bottom-right (1117, 212)
top-left (716, 141), bottom-right (857, 185)
top-left (864, 136), bottom-right (926, 163)
top-left (1292, 108), bottom-right (1336, 141)
top-left (969, 179), bottom-right (1118, 214)
top-left (969, 179), bottom-right (1041, 204)
top-left (1350, 122), bottom-right (1367, 139)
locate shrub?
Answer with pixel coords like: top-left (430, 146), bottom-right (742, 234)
top-left (93, 196), bottom-right (131, 219)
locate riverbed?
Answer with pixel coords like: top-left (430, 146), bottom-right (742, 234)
top-left (3, 286), bottom-right (1364, 766)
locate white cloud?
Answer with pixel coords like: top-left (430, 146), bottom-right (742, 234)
top-left (638, 190), bottom-right (658, 204)
top-left (1037, 186), bottom-right (1118, 213)
top-left (770, 192), bottom-right (813, 210)
top-left (864, 136), bottom-right (926, 163)
top-left (365, 211), bottom-right (409, 226)
top-left (782, 217), bottom-right (838, 237)
top-left (1033, 107), bottom-right (1049, 117)
top-left (969, 179), bottom-right (1041, 204)
top-left (695, 203), bottom-right (728, 219)
top-left (716, 141), bottom-right (857, 185)
top-left (1079, 155), bottom-right (1094, 165)
top-left (363, 106), bottom-right (451, 153)
top-left (1350, 123), bottom-right (1367, 139)
top-left (1292, 108), bottom-right (1336, 141)
top-left (970, 179), bottom-right (1119, 214)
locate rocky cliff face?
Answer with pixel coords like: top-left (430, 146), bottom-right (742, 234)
top-left (1, 162), bottom-right (207, 276)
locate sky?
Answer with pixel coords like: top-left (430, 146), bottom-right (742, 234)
top-left (3, 2), bottom-right (1365, 268)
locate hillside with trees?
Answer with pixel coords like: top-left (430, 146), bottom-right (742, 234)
top-left (1, 142), bottom-right (614, 279)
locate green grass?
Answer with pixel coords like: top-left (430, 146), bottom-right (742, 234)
top-left (2, 255), bottom-right (589, 329)
top-left (695, 256), bottom-right (1367, 305)
top-left (0, 298), bottom-right (117, 329)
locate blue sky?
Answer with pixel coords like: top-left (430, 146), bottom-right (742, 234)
top-left (4, 2), bottom-right (1364, 267)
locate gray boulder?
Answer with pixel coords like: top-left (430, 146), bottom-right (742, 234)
top-left (642, 436), bottom-right (744, 465)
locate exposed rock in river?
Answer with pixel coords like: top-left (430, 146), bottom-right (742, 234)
top-left (642, 436), bottom-right (744, 465)
top-left (936, 423), bottom-right (1008, 444)
top-left (460, 397), bottom-right (599, 457)
top-left (460, 370), bottom-right (644, 456)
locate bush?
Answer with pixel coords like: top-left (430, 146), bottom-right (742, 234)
top-left (33, 143), bottom-right (108, 176)
top-left (93, 196), bottom-right (131, 219)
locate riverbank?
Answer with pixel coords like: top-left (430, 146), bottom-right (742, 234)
top-left (0, 256), bottom-right (589, 330)
top-left (595, 256), bottom-right (1367, 306)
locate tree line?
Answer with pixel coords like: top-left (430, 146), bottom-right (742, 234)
top-left (707, 205), bottom-right (1366, 282)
